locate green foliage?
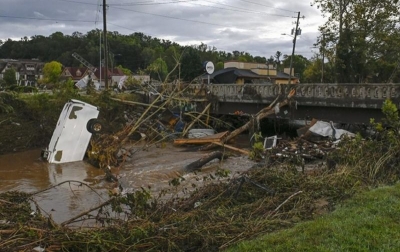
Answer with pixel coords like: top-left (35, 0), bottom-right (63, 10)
top-left (281, 54), bottom-right (311, 80)
top-left (312, 0), bottom-right (400, 83)
top-left (249, 132), bottom-right (264, 160)
top-left (111, 188), bottom-right (153, 218)
top-left (328, 99), bottom-right (400, 184)
top-left (302, 55), bottom-right (335, 83)
top-left (146, 57), bottom-right (168, 82)
top-left (180, 46), bottom-right (203, 82)
top-left (0, 92), bottom-right (17, 113)
top-left (6, 85), bottom-right (38, 93)
top-left (116, 65), bottom-right (132, 75)
top-left (52, 78), bottom-right (79, 100)
top-left (42, 61), bottom-right (62, 84)
top-left (381, 99), bottom-right (399, 128)
top-left (3, 68), bottom-right (17, 86)
top-left (0, 30), bottom-right (275, 83)
top-left (215, 61), bottom-right (224, 71)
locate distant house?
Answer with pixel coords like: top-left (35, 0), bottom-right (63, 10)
top-left (0, 59), bottom-right (44, 86)
top-left (206, 67), bottom-right (265, 84)
top-left (61, 67), bottom-right (91, 83)
top-left (202, 61), bottom-right (299, 85)
top-left (61, 66), bottom-right (150, 89)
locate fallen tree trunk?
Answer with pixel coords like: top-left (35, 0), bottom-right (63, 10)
top-left (226, 88), bottom-right (296, 143)
top-left (202, 88), bottom-right (296, 151)
top-left (184, 151), bottom-right (226, 172)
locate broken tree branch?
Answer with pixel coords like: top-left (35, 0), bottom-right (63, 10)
top-left (201, 88), bottom-right (296, 151)
top-left (272, 190), bottom-right (303, 214)
top-left (181, 103), bottom-right (212, 137)
top-left (226, 88), bottom-right (296, 143)
top-left (29, 180), bottom-right (106, 200)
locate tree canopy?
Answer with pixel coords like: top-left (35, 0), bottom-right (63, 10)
top-left (0, 30), bottom-right (273, 82)
top-left (42, 61), bottom-right (63, 84)
top-left (3, 68), bottom-right (17, 86)
top-left (311, 0), bottom-right (400, 83)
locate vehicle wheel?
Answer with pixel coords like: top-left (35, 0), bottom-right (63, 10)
top-left (87, 119), bottom-right (103, 134)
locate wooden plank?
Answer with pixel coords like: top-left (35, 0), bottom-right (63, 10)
top-left (174, 131), bottom-right (229, 145)
top-left (212, 142), bottom-right (250, 155)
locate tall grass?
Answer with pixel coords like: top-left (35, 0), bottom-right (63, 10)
top-left (227, 183), bottom-right (400, 252)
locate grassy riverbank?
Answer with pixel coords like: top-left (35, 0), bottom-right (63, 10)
top-left (227, 183), bottom-right (400, 251)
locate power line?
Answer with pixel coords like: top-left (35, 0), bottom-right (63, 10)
top-left (202, 0), bottom-right (292, 17)
top-left (111, 0), bottom-right (293, 18)
top-left (95, 0), bottom-right (102, 26)
top-left (108, 0), bottom-right (196, 6)
top-left (236, 0), bottom-right (295, 13)
top-left (36, 0), bottom-right (292, 29)
top-left (110, 6), bottom-right (260, 31)
top-left (0, 14), bottom-right (95, 23)
top-left (55, 0), bottom-right (293, 18)
top-left (53, 0), bottom-right (98, 6)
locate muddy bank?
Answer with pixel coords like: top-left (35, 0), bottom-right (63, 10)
top-left (0, 114), bottom-right (50, 154)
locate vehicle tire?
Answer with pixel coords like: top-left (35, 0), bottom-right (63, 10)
top-left (87, 119), bottom-right (103, 134)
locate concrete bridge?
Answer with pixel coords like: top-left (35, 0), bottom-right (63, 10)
top-left (185, 83), bottom-right (400, 124)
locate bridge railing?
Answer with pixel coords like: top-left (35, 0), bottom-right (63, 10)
top-left (295, 83), bottom-right (399, 100)
top-left (186, 83), bottom-right (400, 108)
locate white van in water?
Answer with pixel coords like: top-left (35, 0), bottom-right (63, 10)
top-left (41, 99), bottom-right (102, 164)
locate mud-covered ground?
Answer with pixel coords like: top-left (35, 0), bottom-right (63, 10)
top-left (0, 113), bottom-right (50, 154)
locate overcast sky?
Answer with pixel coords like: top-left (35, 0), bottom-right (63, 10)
top-left (0, 0), bottom-right (325, 60)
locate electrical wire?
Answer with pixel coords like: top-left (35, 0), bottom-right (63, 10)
top-left (0, 14), bottom-right (95, 23)
top-left (236, 0), bottom-right (295, 13)
top-left (110, 6), bottom-right (260, 31)
top-left (95, 0), bottom-right (102, 26)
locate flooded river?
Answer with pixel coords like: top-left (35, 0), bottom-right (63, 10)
top-left (0, 138), bottom-right (256, 225)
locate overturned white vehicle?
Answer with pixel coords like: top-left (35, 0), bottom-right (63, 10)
top-left (41, 99), bottom-right (102, 164)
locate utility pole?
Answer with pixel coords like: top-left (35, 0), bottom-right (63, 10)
top-left (321, 33), bottom-right (325, 83)
top-left (103, 0), bottom-right (109, 89)
top-left (288, 11), bottom-right (301, 85)
top-left (99, 31), bottom-right (101, 86)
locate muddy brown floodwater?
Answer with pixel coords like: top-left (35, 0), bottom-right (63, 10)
top-left (0, 135), bottom-right (256, 226)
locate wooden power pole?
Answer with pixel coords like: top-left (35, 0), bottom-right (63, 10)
top-left (103, 0), bottom-right (109, 89)
top-left (288, 12), bottom-right (301, 85)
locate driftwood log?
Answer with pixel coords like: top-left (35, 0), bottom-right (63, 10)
top-left (184, 151), bottom-right (226, 172)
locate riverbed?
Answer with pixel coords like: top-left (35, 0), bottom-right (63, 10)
top-left (0, 138), bottom-right (256, 225)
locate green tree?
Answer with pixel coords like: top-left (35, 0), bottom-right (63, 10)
top-left (42, 61), bottom-right (62, 84)
top-left (281, 54), bottom-right (311, 80)
top-left (180, 46), bottom-right (202, 82)
top-left (215, 62), bottom-right (224, 71)
top-left (3, 68), bottom-right (17, 86)
top-left (302, 55), bottom-right (335, 83)
top-left (312, 0), bottom-right (400, 83)
top-left (274, 51), bottom-right (282, 69)
top-left (116, 65), bottom-right (132, 75)
top-left (146, 58), bottom-right (168, 82)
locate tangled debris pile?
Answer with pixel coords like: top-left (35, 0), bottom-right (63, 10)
top-left (2, 124), bottom-right (400, 251)
top-left (3, 83), bottom-right (400, 251)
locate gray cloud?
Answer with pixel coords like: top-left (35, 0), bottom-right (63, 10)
top-left (0, 0), bottom-right (324, 59)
